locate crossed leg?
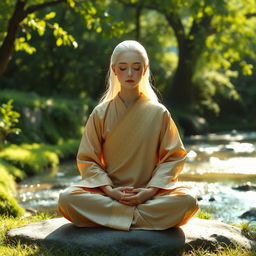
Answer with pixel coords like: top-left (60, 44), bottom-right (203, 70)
top-left (58, 186), bottom-right (198, 231)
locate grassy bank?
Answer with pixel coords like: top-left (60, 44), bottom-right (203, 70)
top-left (0, 139), bottom-right (80, 217)
top-left (0, 139), bottom-right (80, 178)
top-left (0, 90), bottom-right (88, 217)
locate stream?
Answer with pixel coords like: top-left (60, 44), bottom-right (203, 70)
top-left (17, 131), bottom-right (256, 224)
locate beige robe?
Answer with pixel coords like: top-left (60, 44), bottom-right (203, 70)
top-left (58, 93), bottom-right (198, 231)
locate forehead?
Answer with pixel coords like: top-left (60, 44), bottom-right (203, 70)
top-left (116, 51), bottom-right (143, 64)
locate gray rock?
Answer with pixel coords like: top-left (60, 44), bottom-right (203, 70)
top-left (232, 183), bottom-right (256, 191)
top-left (240, 208), bottom-right (256, 219)
top-left (7, 217), bottom-right (256, 256)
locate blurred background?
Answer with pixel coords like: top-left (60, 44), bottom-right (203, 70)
top-left (0, 0), bottom-right (256, 225)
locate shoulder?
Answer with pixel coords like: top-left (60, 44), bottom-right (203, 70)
top-left (144, 100), bottom-right (171, 116)
top-left (90, 100), bottom-right (112, 119)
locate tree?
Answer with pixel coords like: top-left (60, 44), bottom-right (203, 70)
top-left (117, 0), bottom-right (256, 112)
top-left (0, 0), bottom-right (124, 75)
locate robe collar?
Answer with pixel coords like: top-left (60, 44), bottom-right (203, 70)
top-left (115, 92), bottom-right (148, 111)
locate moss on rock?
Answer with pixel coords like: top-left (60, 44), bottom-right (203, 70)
top-left (0, 187), bottom-right (25, 217)
top-left (0, 161), bottom-right (17, 195)
top-left (0, 139), bottom-right (79, 176)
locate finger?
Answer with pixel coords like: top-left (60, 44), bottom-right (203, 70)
top-left (118, 200), bottom-right (135, 206)
top-left (121, 194), bottom-right (138, 200)
top-left (131, 188), bottom-right (141, 193)
top-left (120, 187), bottom-right (134, 192)
top-left (122, 192), bottom-right (136, 197)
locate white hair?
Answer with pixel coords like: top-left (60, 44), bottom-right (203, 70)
top-left (99, 40), bottom-right (159, 103)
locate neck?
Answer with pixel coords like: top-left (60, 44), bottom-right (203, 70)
top-left (118, 87), bottom-right (141, 107)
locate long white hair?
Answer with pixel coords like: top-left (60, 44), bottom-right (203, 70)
top-left (98, 40), bottom-right (160, 104)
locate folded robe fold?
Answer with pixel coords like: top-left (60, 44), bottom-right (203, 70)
top-left (77, 93), bottom-right (186, 189)
top-left (58, 93), bottom-right (198, 230)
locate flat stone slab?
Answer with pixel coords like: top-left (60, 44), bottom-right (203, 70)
top-left (7, 217), bottom-right (256, 255)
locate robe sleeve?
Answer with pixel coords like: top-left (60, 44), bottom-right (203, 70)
top-left (76, 109), bottom-right (113, 188)
top-left (146, 110), bottom-right (187, 190)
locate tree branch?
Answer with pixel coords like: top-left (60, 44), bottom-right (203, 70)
top-left (25, 0), bottom-right (66, 16)
top-left (246, 13), bottom-right (256, 18)
top-left (0, 0), bottom-right (66, 75)
top-left (164, 12), bottom-right (186, 48)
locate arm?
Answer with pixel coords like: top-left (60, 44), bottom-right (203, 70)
top-left (116, 110), bottom-right (186, 206)
top-left (77, 109), bottom-right (113, 188)
top-left (146, 110), bottom-right (187, 190)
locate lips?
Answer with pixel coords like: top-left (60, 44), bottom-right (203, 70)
top-left (126, 80), bottom-right (134, 83)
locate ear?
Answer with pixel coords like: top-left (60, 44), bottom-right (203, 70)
top-left (143, 65), bottom-right (148, 76)
top-left (111, 64), bottom-right (116, 75)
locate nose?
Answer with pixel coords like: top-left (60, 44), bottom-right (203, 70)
top-left (128, 67), bottom-right (133, 77)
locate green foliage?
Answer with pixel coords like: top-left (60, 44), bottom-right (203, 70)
top-left (0, 156), bottom-right (25, 218)
top-left (0, 160), bottom-right (16, 194)
top-left (193, 69), bottom-right (240, 115)
top-left (0, 100), bottom-right (21, 147)
top-left (0, 0), bottom-right (125, 56)
top-left (138, 0), bottom-right (256, 116)
top-left (0, 139), bottom-right (79, 176)
top-left (0, 90), bottom-right (94, 144)
top-left (0, 187), bottom-right (24, 217)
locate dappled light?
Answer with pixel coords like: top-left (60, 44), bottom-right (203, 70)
top-left (1, 0), bottom-right (256, 254)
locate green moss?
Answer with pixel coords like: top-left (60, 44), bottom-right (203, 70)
top-left (0, 159), bottom-right (26, 181)
top-left (0, 139), bottom-right (79, 176)
top-left (0, 187), bottom-right (24, 217)
top-left (0, 162), bottom-right (17, 194)
top-left (0, 161), bottom-right (25, 217)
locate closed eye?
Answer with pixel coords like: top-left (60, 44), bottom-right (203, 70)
top-left (119, 67), bottom-right (141, 71)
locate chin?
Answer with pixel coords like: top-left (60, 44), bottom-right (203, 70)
top-left (123, 85), bottom-right (139, 90)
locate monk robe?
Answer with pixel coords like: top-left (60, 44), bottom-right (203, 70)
top-left (58, 92), bottom-right (198, 231)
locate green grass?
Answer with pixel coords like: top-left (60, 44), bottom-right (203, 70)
top-left (184, 246), bottom-right (256, 256)
top-left (195, 209), bottom-right (213, 220)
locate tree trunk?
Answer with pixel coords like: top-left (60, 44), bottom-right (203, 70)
top-left (0, 0), bottom-right (26, 76)
top-left (163, 12), bottom-right (210, 109)
top-left (166, 39), bottom-right (198, 108)
top-left (0, 0), bottom-right (64, 76)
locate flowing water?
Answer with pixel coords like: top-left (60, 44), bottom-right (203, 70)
top-left (17, 131), bottom-right (256, 224)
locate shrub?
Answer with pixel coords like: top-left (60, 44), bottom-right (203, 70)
top-left (0, 161), bottom-right (17, 194)
top-left (0, 89), bottom-right (94, 144)
top-left (0, 139), bottom-right (79, 176)
top-left (0, 99), bottom-right (21, 148)
top-left (0, 159), bottom-right (26, 181)
top-left (0, 187), bottom-right (24, 217)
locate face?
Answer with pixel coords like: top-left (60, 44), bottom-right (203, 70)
top-left (112, 51), bottom-right (147, 89)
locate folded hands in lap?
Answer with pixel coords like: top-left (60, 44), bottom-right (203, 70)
top-left (101, 186), bottom-right (159, 206)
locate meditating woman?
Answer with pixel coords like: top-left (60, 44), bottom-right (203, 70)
top-left (58, 40), bottom-right (198, 231)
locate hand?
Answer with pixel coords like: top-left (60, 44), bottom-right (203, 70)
top-left (101, 186), bottom-right (135, 201)
top-left (119, 187), bottom-right (159, 206)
